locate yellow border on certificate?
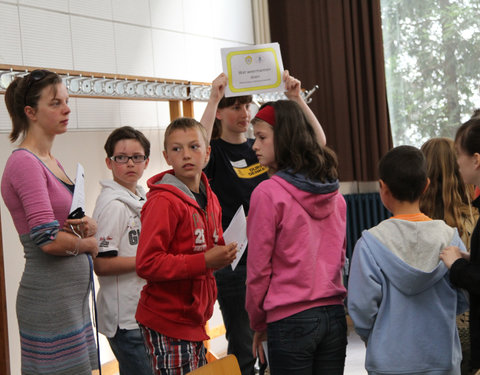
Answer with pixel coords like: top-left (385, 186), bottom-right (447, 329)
top-left (226, 47), bottom-right (282, 93)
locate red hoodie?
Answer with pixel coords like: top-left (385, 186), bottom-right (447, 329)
top-left (135, 170), bottom-right (224, 341)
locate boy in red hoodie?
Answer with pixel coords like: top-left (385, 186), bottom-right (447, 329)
top-left (136, 117), bottom-right (237, 374)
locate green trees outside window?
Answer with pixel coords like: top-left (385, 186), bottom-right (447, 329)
top-left (381, 0), bottom-right (480, 146)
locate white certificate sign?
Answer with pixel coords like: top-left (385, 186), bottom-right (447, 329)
top-left (222, 205), bottom-right (248, 271)
top-left (69, 163), bottom-right (86, 214)
top-left (221, 42), bottom-right (285, 97)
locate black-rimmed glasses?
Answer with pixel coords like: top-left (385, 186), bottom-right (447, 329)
top-left (24, 70), bottom-right (48, 107)
top-left (109, 155), bottom-right (147, 164)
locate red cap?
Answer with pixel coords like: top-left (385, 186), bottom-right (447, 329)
top-left (254, 104), bottom-right (275, 126)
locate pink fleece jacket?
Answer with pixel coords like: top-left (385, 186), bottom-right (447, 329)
top-left (246, 173), bottom-right (347, 332)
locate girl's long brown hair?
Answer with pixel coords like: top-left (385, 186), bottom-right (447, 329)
top-left (420, 137), bottom-right (476, 237)
top-left (256, 100), bottom-right (338, 182)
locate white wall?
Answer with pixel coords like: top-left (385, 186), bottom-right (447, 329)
top-left (0, 0), bottom-right (256, 373)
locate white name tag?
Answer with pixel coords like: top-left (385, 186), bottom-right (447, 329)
top-left (231, 159), bottom-right (247, 168)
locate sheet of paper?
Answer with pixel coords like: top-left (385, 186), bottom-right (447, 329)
top-left (262, 341), bottom-right (269, 366)
top-left (223, 205), bottom-right (248, 270)
top-left (221, 42), bottom-right (285, 97)
top-left (69, 163), bottom-right (86, 214)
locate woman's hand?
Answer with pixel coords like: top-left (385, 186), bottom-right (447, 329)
top-left (460, 251), bottom-right (471, 261)
top-left (252, 330), bottom-right (268, 364)
top-left (440, 246), bottom-right (464, 269)
top-left (80, 236), bottom-right (99, 258)
top-left (64, 216), bottom-right (97, 238)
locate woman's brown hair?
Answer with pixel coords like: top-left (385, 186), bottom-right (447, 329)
top-left (4, 69), bottom-right (62, 143)
top-left (455, 118), bottom-right (480, 156)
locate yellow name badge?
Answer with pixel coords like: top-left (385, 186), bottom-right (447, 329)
top-left (221, 42), bottom-right (285, 97)
top-left (233, 163), bottom-right (268, 179)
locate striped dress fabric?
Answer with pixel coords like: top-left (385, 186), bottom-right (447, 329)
top-left (17, 234), bottom-right (98, 374)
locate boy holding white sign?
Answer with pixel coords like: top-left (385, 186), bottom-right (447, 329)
top-left (135, 118), bottom-right (237, 374)
top-left (201, 69), bottom-right (326, 375)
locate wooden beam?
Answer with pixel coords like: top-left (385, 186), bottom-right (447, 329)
top-left (169, 101), bottom-right (182, 121)
top-left (0, 64), bottom-right (190, 85)
top-left (0, 211), bottom-right (10, 375)
top-left (182, 100), bottom-right (194, 118)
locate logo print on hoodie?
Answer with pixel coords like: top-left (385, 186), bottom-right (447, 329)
top-left (192, 212), bottom-right (207, 252)
top-left (128, 215), bottom-right (140, 245)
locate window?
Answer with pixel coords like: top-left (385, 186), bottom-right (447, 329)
top-left (381, 0), bottom-right (480, 146)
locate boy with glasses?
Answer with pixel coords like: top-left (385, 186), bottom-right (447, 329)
top-left (92, 126), bottom-right (153, 375)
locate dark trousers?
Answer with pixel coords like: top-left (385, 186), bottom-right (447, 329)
top-left (108, 327), bottom-right (154, 375)
top-left (267, 305), bottom-right (347, 375)
top-left (215, 265), bottom-right (256, 375)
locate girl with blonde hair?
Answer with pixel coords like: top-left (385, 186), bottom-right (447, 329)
top-left (421, 137), bottom-right (477, 248)
top-left (421, 137), bottom-right (478, 375)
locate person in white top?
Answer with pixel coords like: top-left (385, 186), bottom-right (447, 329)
top-left (93, 126), bottom-right (153, 375)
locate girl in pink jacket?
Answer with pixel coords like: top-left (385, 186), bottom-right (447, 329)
top-left (246, 100), bottom-right (347, 375)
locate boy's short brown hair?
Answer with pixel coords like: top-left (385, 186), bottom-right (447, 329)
top-left (163, 117), bottom-right (208, 150)
top-left (104, 126), bottom-right (150, 158)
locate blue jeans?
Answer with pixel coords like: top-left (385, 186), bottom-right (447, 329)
top-left (108, 327), bottom-right (153, 375)
top-left (215, 265), bottom-right (256, 375)
top-left (267, 305), bottom-right (347, 375)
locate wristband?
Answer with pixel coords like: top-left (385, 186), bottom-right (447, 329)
top-left (66, 237), bottom-right (81, 256)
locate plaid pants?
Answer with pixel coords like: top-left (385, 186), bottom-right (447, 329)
top-left (139, 324), bottom-right (206, 375)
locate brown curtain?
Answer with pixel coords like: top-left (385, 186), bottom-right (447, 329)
top-left (268, 0), bottom-right (393, 181)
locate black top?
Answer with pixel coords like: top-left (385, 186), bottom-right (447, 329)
top-left (191, 190), bottom-right (207, 210)
top-left (450, 195), bottom-right (480, 368)
top-left (204, 138), bottom-right (269, 230)
top-left (204, 138), bottom-right (268, 267)
top-left (62, 181), bottom-right (75, 193)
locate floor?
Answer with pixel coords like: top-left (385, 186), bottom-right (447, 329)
top-left (345, 327), bottom-right (367, 375)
